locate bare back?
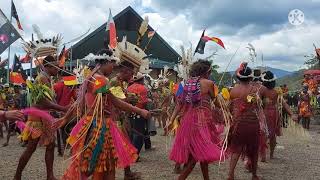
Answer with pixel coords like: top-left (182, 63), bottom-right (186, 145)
top-left (199, 78), bottom-right (215, 100)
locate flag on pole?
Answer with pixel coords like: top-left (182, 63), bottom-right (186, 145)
top-left (194, 30), bottom-right (206, 55)
top-left (0, 9), bottom-right (21, 54)
top-left (202, 36), bottom-right (225, 49)
top-left (11, 1), bottom-right (23, 30)
top-left (20, 52), bottom-right (31, 63)
top-left (106, 9), bottom-right (117, 49)
top-left (10, 54), bottom-right (26, 84)
top-left (147, 31), bottom-right (155, 38)
top-left (58, 45), bottom-right (69, 67)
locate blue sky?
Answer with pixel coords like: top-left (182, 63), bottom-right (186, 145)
top-left (0, 0), bottom-right (319, 71)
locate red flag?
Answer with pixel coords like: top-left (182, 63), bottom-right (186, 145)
top-left (202, 36), bottom-right (225, 49)
top-left (106, 9), bottom-right (117, 49)
top-left (10, 72), bottom-right (25, 84)
top-left (20, 53), bottom-right (31, 63)
top-left (11, 1), bottom-right (23, 30)
top-left (58, 46), bottom-right (69, 67)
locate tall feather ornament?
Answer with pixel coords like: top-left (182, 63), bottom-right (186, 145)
top-left (32, 24), bottom-right (44, 40)
top-left (136, 16), bottom-right (149, 46)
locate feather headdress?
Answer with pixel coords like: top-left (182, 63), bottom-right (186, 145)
top-left (136, 16), bottom-right (149, 46)
top-left (174, 45), bottom-right (194, 81)
top-left (82, 53), bottom-right (120, 64)
top-left (22, 24), bottom-right (62, 58)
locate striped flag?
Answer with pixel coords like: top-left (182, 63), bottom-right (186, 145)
top-left (202, 36), bottom-right (225, 49)
top-left (11, 1), bottom-right (23, 30)
top-left (106, 9), bottom-right (117, 49)
top-left (63, 76), bottom-right (78, 86)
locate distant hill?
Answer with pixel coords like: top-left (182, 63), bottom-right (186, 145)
top-left (277, 70), bottom-right (304, 91)
top-left (256, 66), bottom-right (293, 78)
top-left (229, 66), bottom-right (294, 78)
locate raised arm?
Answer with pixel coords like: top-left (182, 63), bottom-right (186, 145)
top-left (109, 94), bottom-right (150, 119)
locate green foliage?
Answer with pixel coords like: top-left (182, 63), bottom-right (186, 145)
top-left (276, 70), bottom-right (304, 91)
top-left (27, 81), bottom-right (54, 105)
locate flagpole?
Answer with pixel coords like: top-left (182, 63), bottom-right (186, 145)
top-left (7, 0), bottom-right (13, 84)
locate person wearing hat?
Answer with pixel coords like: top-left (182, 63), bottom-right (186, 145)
top-left (56, 49), bottom-right (150, 180)
top-left (127, 72), bottom-right (153, 155)
top-left (261, 71), bottom-right (296, 161)
top-left (14, 55), bottom-right (68, 180)
top-left (109, 61), bottom-right (144, 179)
top-left (228, 62), bottom-right (267, 180)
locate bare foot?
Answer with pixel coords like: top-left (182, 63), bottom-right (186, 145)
top-left (252, 175), bottom-right (261, 180)
top-left (124, 171), bottom-right (142, 180)
top-left (173, 166), bottom-right (181, 174)
top-left (2, 142), bottom-right (8, 147)
top-left (47, 175), bottom-right (58, 180)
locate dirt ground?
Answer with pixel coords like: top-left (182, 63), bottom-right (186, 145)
top-left (1, 123), bottom-right (320, 180)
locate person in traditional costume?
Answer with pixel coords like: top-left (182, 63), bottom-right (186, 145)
top-left (109, 61), bottom-right (143, 179)
top-left (53, 72), bottom-right (77, 156)
top-left (298, 86), bottom-right (312, 129)
top-left (14, 55), bottom-right (69, 180)
top-left (261, 71), bottom-right (295, 159)
top-left (169, 60), bottom-right (222, 180)
top-left (56, 49), bottom-right (150, 180)
top-left (250, 69), bottom-right (267, 163)
top-left (127, 72), bottom-right (152, 155)
top-left (3, 85), bottom-right (23, 147)
top-left (228, 63), bottom-right (266, 180)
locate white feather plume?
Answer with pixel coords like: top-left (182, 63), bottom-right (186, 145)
top-left (139, 16), bottom-right (149, 37)
top-left (32, 24), bottom-right (44, 40)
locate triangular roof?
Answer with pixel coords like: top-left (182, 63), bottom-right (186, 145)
top-left (71, 6), bottom-right (181, 63)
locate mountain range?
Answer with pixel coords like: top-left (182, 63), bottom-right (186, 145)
top-left (229, 66), bottom-right (293, 78)
top-left (256, 66), bottom-right (293, 78)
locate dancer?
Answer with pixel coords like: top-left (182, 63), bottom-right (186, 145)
top-left (3, 86), bottom-right (21, 147)
top-left (110, 61), bottom-right (143, 179)
top-left (298, 86), bottom-right (312, 129)
top-left (261, 71), bottom-right (295, 159)
top-left (127, 73), bottom-right (153, 154)
top-left (58, 49), bottom-right (150, 180)
top-left (228, 63), bottom-right (265, 180)
top-left (14, 55), bottom-right (68, 180)
top-left (169, 60), bottom-right (222, 180)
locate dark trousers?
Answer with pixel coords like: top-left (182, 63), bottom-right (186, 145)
top-left (129, 116), bottom-right (151, 154)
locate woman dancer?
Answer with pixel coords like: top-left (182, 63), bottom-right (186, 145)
top-left (169, 60), bottom-right (222, 180)
top-left (261, 71), bottom-right (295, 159)
top-left (57, 49), bottom-right (150, 180)
top-left (228, 63), bottom-right (266, 180)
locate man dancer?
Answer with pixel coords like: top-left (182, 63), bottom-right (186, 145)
top-left (127, 73), bottom-right (152, 154)
top-left (14, 55), bottom-right (68, 180)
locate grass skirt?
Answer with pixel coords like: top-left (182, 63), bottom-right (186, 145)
top-left (62, 116), bottom-right (138, 179)
top-left (169, 106), bottom-right (222, 164)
